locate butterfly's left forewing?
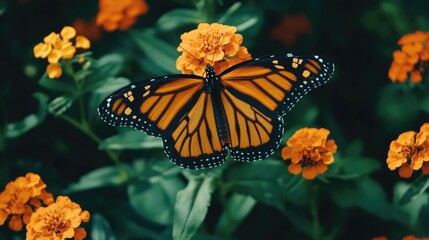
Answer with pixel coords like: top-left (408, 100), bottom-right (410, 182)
top-left (98, 75), bottom-right (228, 169)
top-left (98, 75), bottom-right (204, 137)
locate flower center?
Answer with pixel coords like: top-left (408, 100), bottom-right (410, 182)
top-left (202, 32), bottom-right (223, 53)
top-left (44, 210), bottom-right (68, 234)
top-left (402, 144), bottom-right (422, 161)
top-left (300, 148), bottom-right (318, 167)
top-left (401, 133), bottom-right (423, 161)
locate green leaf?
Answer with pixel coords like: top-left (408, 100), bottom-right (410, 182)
top-left (329, 176), bottom-right (406, 223)
top-left (99, 129), bottom-right (162, 150)
top-left (91, 213), bottom-right (116, 240)
top-left (377, 84), bottom-right (420, 130)
top-left (120, 220), bottom-right (162, 240)
top-left (83, 54), bottom-right (125, 93)
top-left (131, 158), bottom-right (182, 181)
top-left (89, 77), bottom-right (131, 122)
top-left (0, 0), bottom-right (7, 16)
top-left (64, 165), bottom-right (129, 193)
top-left (344, 139), bottom-right (363, 157)
top-left (214, 193), bottom-right (256, 238)
top-left (48, 95), bottom-right (74, 116)
top-left (157, 9), bottom-right (204, 31)
top-left (128, 175), bottom-right (185, 225)
top-left (216, 2), bottom-right (242, 23)
top-left (130, 30), bottom-right (178, 74)
top-left (394, 181), bottom-right (429, 227)
top-left (218, 5), bottom-right (263, 38)
top-left (324, 157), bottom-right (381, 180)
top-left (399, 174), bottom-right (429, 205)
top-left (224, 159), bottom-right (300, 211)
top-left (38, 73), bottom-right (75, 93)
top-left (420, 94), bottom-right (429, 114)
top-left (173, 171), bottom-right (219, 240)
top-left (5, 93), bottom-right (49, 138)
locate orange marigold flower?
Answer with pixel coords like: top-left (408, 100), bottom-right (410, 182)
top-left (72, 18), bottom-right (102, 42)
top-left (96, 0), bottom-right (149, 32)
top-left (176, 23), bottom-right (252, 76)
top-left (388, 31), bottom-right (429, 83)
top-left (34, 26), bottom-right (91, 79)
top-left (282, 128), bottom-right (337, 180)
top-left (26, 196), bottom-right (90, 240)
top-left (403, 235), bottom-right (426, 240)
top-left (422, 162), bottom-right (429, 174)
top-left (0, 173), bottom-right (54, 231)
top-left (271, 14), bottom-right (312, 46)
top-left (372, 237), bottom-right (387, 240)
top-left (387, 123), bottom-right (429, 178)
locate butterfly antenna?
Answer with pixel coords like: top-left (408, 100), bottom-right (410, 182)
top-left (178, 45), bottom-right (206, 66)
top-left (178, 45), bottom-right (207, 77)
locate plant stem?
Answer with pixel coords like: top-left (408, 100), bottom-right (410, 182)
top-left (60, 114), bottom-right (127, 179)
top-left (309, 184), bottom-right (321, 240)
top-left (217, 182), bottom-right (233, 240)
top-left (61, 60), bottom-right (128, 180)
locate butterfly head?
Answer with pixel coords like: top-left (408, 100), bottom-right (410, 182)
top-left (205, 64), bottom-right (216, 77)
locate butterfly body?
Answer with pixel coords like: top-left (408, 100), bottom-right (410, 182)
top-left (203, 65), bottom-right (229, 143)
top-left (98, 53), bottom-right (335, 169)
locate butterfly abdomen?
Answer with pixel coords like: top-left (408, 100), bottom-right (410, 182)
top-left (206, 65), bottom-right (229, 144)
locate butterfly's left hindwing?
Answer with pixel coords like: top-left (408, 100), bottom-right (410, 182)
top-left (163, 92), bottom-right (228, 169)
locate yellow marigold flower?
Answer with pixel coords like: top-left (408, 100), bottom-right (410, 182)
top-left (76, 36), bottom-right (91, 49)
top-left (0, 173), bottom-right (54, 231)
top-left (26, 196), bottom-right (90, 240)
top-left (33, 42), bottom-right (52, 58)
top-left (47, 63), bottom-right (63, 79)
top-left (61, 44), bottom-right (77, 59)
top-left (176, 23), bottom-right (252, 76)
top-left (44, 32), bottom-right (61, 45)
top-left (388, 31), bottom-right (429, 83)
top-left (48, 49), bottom-right (62, 64)
top-left (34, 26), bottom-right (91, 79)
top-left (282, 128), bottom-right (337, 180)
top-left (386, 123), bottom-right (429, 178)
top-left (96, 0), bottom-right (149, 32)
top-left (61, 26), bottom-right (77, 40)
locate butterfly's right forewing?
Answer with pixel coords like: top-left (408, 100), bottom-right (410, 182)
top-left (219, 53), bottom-right (334, 162)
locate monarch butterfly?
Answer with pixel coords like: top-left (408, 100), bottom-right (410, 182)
top-left (98, 52), bottom-right (334, 169)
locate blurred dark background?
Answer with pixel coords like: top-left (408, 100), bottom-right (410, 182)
top-left (1, 0), bottom-right (429, 239)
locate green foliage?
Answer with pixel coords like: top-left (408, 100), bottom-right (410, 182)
top-left (173, 170), bottom-right (221, 240)
top-left (399, 174), bottom-right (429, 205)
top-left (130, 30), bottom-right (179, 74)
top-left (5, 92), bottom-right (48, 138)
top-left (2, 0), bottom-right (429, 239)
top-left (90, 213), bottom-right (117, 240)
